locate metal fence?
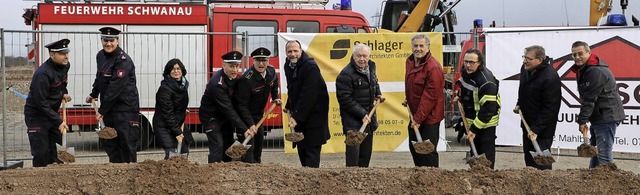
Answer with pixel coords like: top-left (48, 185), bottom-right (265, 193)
top-left (1, 29), bottom-right (476, 165)
top-left (0, 29), bottom-right (290, 164)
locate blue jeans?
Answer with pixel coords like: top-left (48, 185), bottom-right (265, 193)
top-left (589, 122), bottom-right (620, 168)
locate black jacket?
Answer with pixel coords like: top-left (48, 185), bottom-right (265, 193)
top-left (24, 58), bottom-right (69, 126)
top-left (458, 65), bottom-right (500, 133)
top-left (199, 69), bottom-right (248, 132)
top-left (517, 58), bottom-right (561, 139)
top-left (571, 55), bottom-right (625, 125)
top-left (336, 58), bottom-right (381, 132)
top-left (153, 76), bottom-right (193, 149)
top-left (284, 50), bottom-right (330, 148)
top-left (236, 65), bottom-right (280, 125)
top-left (90, 47), bottom-right (140, 114)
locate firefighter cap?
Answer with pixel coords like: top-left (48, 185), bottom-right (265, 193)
top-left (99, 27), bottom-right (121, 40)
top-left (221, 51), bottom-right (243, 65)
top-left (250, 47), bottom-right (271, 61)
top-left (44, 38), bottom-right (70, 53)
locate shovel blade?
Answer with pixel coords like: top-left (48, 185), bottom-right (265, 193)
top-left (529, 151), bottom-right (541, 158)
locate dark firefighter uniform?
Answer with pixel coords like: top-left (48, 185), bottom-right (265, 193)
top-left (458, 66), bottom-right (501, 169)
top-left (24, 39), bottom-right (71, 167)
top-left (199, 51), bottom-right (250, 163)
top-left (236, 47), bottom-right (280, 163)
top-left (88, 27), bottom-right (140, 163)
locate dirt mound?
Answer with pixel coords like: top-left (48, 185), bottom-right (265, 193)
top-left (1, 158), bottom-right (638, 194)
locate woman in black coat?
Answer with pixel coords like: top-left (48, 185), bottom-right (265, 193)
top-left (153, 58), bottom-right (193, 159)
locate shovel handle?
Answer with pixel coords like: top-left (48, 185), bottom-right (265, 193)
top-left (256, 103), bottom-right (277, 128)
top-left (406, 106), bottom-right (423, 142)
top-left (517, 110), bottom-right (535, 138)
top-left (358, 100), bottom-right (381, 133)
top-left (177, 123), bottom-right (185, 142)
top-left (285, 110), bottom-right (296, 133)
top-left (62, 100), bottom-right (67, 134)
top-left (90, 99), bottom-right (99, 114)
top-left (456, 101), bottom-right (474, 141)
top-left (61, 100), bottom-right (68, 146)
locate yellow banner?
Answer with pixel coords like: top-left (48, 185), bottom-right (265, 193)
top-left (278, 33), bottom-right (444, 153)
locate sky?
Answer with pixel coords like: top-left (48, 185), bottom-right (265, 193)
top-left (1, 1), bottom-right (639, 34)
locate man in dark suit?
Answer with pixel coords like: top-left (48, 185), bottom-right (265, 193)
top-left (283, 40), bottom-right (330, 168)
top-left (24, 38), bottom-right (72, 167)
top-left (200, 51), bottom-right (256, 163)
top-left (236, 47), bottom-right (281, 163)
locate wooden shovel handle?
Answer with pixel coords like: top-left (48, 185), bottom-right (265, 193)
top-left (256, 103), bottom-right (277, 127)
top-left (456, 101), bottom-right (473, 140)
top-left (177, 123), bottom-right (185, 142)
top-left (357, 99), bottom-right (381, 132)
top-left (90, 100), bottom-right (99, 114)
top-left (62, 100), bottom-right (67, 134)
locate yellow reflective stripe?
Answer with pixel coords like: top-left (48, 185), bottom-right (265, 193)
top-left (479, 95), bottom-right (498, 105)
top-left (473, 114), bottom-right (500, 129)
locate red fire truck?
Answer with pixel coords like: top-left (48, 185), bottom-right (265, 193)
top-left (23, 0), bottom-right (370, 150)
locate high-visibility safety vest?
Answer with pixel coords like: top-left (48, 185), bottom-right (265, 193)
top-left (457, 67), bottom-right (501, 129)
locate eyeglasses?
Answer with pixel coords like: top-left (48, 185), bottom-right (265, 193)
top-left (463, 60), bottom-right (478, 64)
top-left (171, 67), bottom-right (182, 72)
top-left (572, 52), bottom-right (585, 57)
top-left (522, 55), bottom-right (535, 62)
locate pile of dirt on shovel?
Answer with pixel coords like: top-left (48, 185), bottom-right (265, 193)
top-left (0, 158), bottom-right (639, 194)
top-left (344, 130), bottom-right (366, 146)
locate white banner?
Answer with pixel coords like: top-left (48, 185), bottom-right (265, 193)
top-left (485, 27), bottom-right (640, 153)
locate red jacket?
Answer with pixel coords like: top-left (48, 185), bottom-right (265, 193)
top-left (405, 53), bottom-right (445, 125)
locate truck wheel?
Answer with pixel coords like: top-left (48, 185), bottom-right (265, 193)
top-left (137, 114), bottom-right (154, 151)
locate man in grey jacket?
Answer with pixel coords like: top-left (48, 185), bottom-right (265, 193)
top-left (570, 41), bottom-right (625, 168)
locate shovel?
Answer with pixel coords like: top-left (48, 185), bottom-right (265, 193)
top-left (56, 100), bottom-right (76, 163)
top-left (284, 109), bottom-right (304, 142)
top-left (168, 123), bottom-right (186, 158)
top-left (226, 103), bottom-right (277, 159)
top-left (91, 100), bottom-right (117, 139)
top-left (457, 101), bottom-right (491, 169)
top-left (518, 110), bottom-right (555, 166)
top-left (345, 99), bottom-right (380, 146)
top-left (577, 125), bottom-right (598, 158)
top-left (407, 106), bottom-right (434, 154)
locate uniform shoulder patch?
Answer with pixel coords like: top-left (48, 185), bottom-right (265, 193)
top-left (244, 70), bottom-right (253, 79)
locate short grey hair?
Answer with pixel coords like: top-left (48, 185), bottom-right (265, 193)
top-left (411, 34), bottom-right (430, 45)
top-left (525, 45), bottom-right (546, 60)
top-left (352, 43), bottom-right (370, 54)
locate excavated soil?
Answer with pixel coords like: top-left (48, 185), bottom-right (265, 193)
top-left (533, 155), bottom-right (556, 166)
top-left (284, 132), bottom-right (304, 142)
top-left (57, 151), bottom-right (76, 163)
top-left (97, 127), bottom-right (118, 139)
top-left (468, 156), bottom-right (492, 170)
top-left (578, 144), bottom-right (598, 157)
top-left (226, 144), bottom-right (250, 159)
top-left (344, 130), bottom-right (366, 146)
top-left (0, 158), bottom-right (639, 194)
top-left (413, 141), bottom-right (435, 154)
